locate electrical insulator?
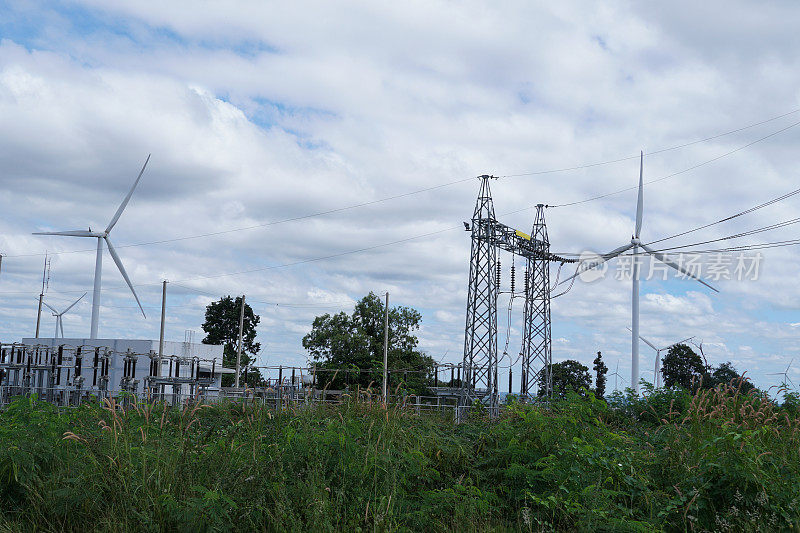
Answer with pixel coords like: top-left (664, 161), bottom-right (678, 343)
top-left (510, 265), bottom-right (516, 293)
top-left (496, 260), bottom-right (501, 286)
top-left (524, 273), bottom-right (529, 294)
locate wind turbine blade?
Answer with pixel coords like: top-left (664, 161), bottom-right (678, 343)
top-left (560, 242), bottom-right (635, 285)
top-left (639, 336), bottom-right (659, 352)
top-left (640, 243), bottom-right (719, 292)
top-left (59, 319), bottom-right (64, 338)
top-left (104, 237), bottom-right (146, 318)
top-left (32, 230), bottom-right (101, 237)
top-left (625, 326), bottom-right (660, 352)
top-left (42, 301), bottom-right (59, 314)
top-left (106, 154), bottom-right (150, 234)
top-left (62, 292), bottom-right (87, 314)
top-left (664, 336), bottom-right (695, 350)
top-left (635, 151), bottom-right (644, 238)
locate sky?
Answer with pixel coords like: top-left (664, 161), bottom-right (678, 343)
top-left (1, 0), bottom-right (800, 393)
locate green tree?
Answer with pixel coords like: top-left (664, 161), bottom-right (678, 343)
top-left (539, 359), bottom-right (592, 397)
top-left (302, 292), bottom-right (434, 395)
top-left (202, 295), bottom-right (262, 387)
top-left (709, 361), bottom-right (755, 393)
top-left (593, 351), bottom-right (608, 398)
top-left (661, 343), bottom-right (706, 390)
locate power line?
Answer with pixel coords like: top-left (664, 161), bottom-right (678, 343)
top-left (648, 217), bottom-right (800, 254)
top-left (10, 179), bottom-right (474, 259)
top-left (544, 183), bottom-right (800, 258)
top-left (170, 282), bottom-right (353, 309)
top-left (500, 107), bottom-right (800, 178)
top-left (547, 119), bottom-right (800, 208)
top-left (646, 186), bottom-right (800, 246)
top-left (3, 112), bottom-right (797, 296)
top-left (14, 108), bottom-right (800, 260)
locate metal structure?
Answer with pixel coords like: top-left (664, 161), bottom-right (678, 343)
top-left (461, 175), bottom-right (573, 414)
top-left (0, 341), bottom-right (228, 407)
top-left (32, 155), bottom-right (151, 338)
top-left (521, 204), bottom-right (552, 398)
top-left (0, 342), bottom-right (465, 417)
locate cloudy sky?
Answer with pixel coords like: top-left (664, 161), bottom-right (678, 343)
top-left (1, 1), bottom-right (800, 392)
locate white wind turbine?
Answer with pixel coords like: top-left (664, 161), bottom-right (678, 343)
top-left (610, 359), bottom-right (626, 392)
top-left (627, 327), bottom-right (694, 388)
top-left (42, 293), bottom-right (87, 338)
top-left (33, 156), bottom-right (150, 338)
top-left (563, 152), bottom-right (718, 393)
top-left (767, 358), bottom-right (795, 388)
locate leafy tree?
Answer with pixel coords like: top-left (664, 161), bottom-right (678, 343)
top-left (302, 292), bottom-right (434, 395)
top-left (709, 361), bottom-right (755, 393)
top-left (202, 295), bottom-right (262, 387)
top-left (661, 343), bottom-right (706, 390)
top-left (539, 359), bottom-right (592, 397)
top-left (593, 351), bottom-right (608, 398)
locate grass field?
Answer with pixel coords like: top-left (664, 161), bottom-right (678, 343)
top-left (1, 384), bottom-right (799, 532)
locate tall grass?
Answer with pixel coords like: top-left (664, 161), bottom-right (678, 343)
top-left (1, 386), bottom-right (799, 532)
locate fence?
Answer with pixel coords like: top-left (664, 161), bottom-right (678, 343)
top-left (0, 342), bottom-right (473, 418)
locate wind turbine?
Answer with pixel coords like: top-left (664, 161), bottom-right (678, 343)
top-left (610, 359), bottom-right (626, 392)
top-left (42, 293), bottom-right (87, 338)
top-left (627, 328), bottom-right (694, 388)
top-left (767, 358), bottom-right (795, 388)
top-left (563, 152), bottom-right (718, 394)
top-left (33, 156), bottom-right (150, 338)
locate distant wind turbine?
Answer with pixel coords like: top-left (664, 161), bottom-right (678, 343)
top-left (610, 359), bottom-right (626, 392)
top-left (562, 152), bottom-right (718, 393)
top-left (42, 293), bottom-right (87, 338)
top-left (627, 328), bottom-right (694, 388)
top-left (33, 156), bottom-right (150, 338)
top-left (767, 358), bottom-right (795, 388)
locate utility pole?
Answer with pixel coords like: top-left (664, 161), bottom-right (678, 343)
top-left (382, 291), bottom-right (389, 403)
top-left (158, 280), bottom-right (167, 376)
top-left (235, 294), bottom-right (245, 388)
top-left (35, 254), bottom-right (49, 338)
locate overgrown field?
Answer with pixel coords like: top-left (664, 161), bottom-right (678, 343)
top-left (2, 385), bottom-right (800, 532)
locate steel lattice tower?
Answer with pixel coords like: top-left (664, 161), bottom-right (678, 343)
top-left (461, 175), bottom-right (499, 413)
top-left (521, 204), bottom-right (552, 399)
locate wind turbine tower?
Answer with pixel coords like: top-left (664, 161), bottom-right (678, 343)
top-left (767, 359), bottom-right (795, 388)
top-left (563, 153), bottom-right (718, 393)
top-left (610, 359), bottom-right (626, 392)
top-left (43, 293), bottom-right (87, 338)
top-left (33, 156), bottom-right (150, 338)
top-left (628, 328), bottom-right (694, 388)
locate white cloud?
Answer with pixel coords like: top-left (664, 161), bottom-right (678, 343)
top-left (1, 1), bottom-right (799, 391)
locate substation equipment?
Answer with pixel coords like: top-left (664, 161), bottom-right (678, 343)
top-left (0, 342), bottom-right (228, 406)
top-left (460, 175), bottom-right (574, 414)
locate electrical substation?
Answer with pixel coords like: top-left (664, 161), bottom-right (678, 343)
top-left (1, 174), bottom-right (574, 417)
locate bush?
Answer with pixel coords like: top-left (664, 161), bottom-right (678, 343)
top-left (1, 388), bottom-right (799, 531)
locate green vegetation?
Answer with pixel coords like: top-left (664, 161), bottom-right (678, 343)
top-left (202, 295), bottom-right (262, 387)
top-left (303, 292), bottom-right (435, 395)
top-left (2, 382), bottom-right (800, 532)
top-left (539, 360), bottom-right (592, 398)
